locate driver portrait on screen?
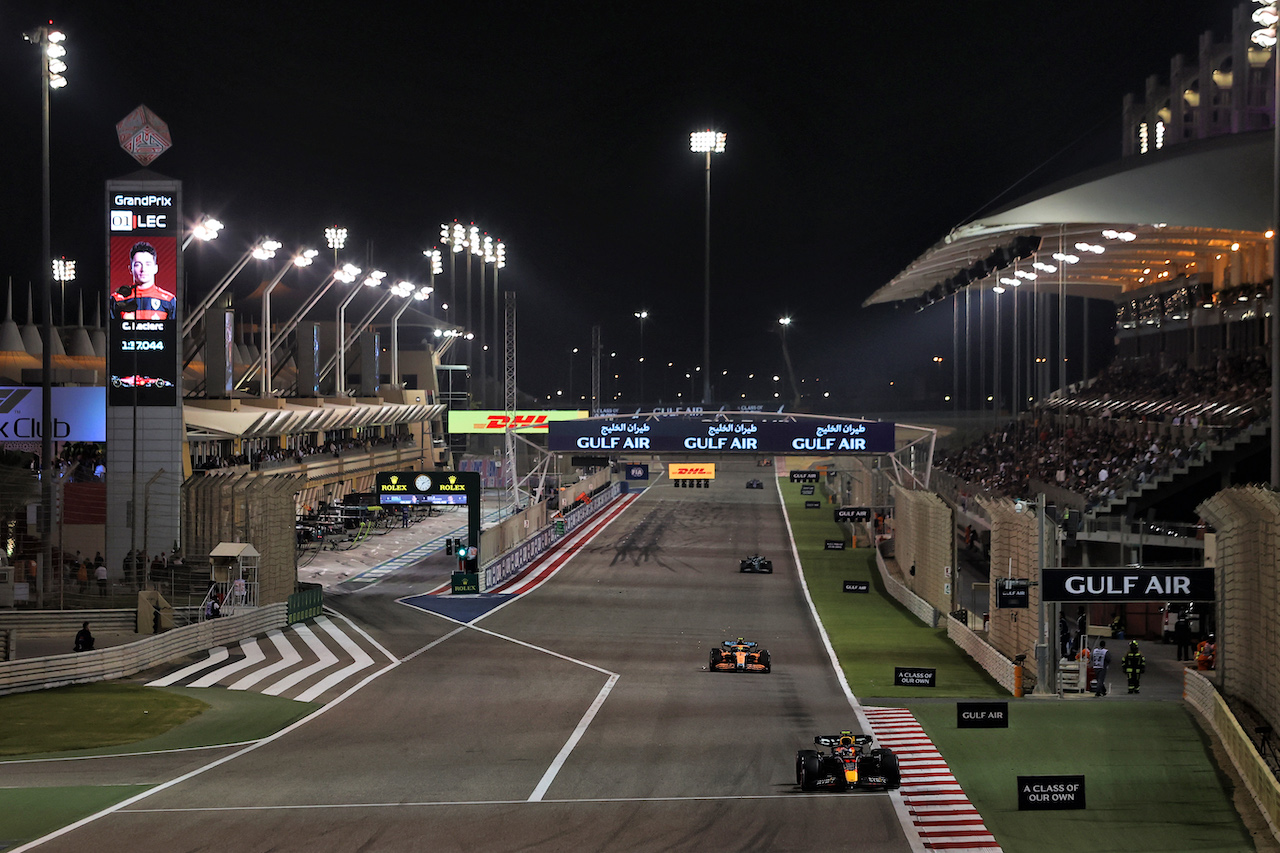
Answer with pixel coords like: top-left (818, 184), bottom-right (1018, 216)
top-left (111, 241), bottom-right (176, 320)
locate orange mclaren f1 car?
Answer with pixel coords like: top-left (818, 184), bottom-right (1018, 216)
top-left (710, 638), bottom-right (771, 673)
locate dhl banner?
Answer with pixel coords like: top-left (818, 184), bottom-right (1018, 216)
top-left (448, 410), bottom-right (589, 434)
top-left (668, 462), bottom-right (716, 480)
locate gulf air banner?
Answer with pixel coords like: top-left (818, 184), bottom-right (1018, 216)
top-left (668, 462), bottom-right (715, 480)
top-left (448, 410), bottom-right (589, 434)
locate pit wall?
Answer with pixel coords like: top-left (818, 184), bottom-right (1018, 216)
top-left (484, 480), bottom-right (623, 589)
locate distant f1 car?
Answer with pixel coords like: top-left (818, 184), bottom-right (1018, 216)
top-left (746, 479), bottom-right (763, 489)
top-left (739, 554), bottom-right (773, 573)
top-left (710, 638), bottom-right (771, 673)
top-left (796, 732), bottom-right (901, 791)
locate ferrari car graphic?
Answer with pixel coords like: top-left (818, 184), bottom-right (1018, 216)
top-left (110, 374), bottom-right (175, 388)
top-left (710, 638), bottom-right (771, 673)
top-left (746, 478), bottom-right (763, 489)
top-left (739, 554), bottom-right (773, 573)
top-left (796, 731), bottom-right (901, 791)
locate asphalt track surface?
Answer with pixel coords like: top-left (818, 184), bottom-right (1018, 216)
top-left (22, 461), bottom-right (914, 852)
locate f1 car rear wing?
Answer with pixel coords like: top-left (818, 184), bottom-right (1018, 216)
top-left (815, 734), bottom-right (873, 748)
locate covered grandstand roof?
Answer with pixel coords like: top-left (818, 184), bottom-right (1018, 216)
top-left (863, 131), bottom-right (1273, 308)
top-left (184, 399), bottom-right (446, 440)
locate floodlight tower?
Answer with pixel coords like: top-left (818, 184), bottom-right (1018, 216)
top-left (52, 257), bottom-right (75, 325)
top-left (690, 129), bottom-right (726, 404)
top-left (259, 248), bottom-right (318, 397)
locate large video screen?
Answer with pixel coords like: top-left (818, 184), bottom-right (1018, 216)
top-left (106, 188), bottom-right (180, 406)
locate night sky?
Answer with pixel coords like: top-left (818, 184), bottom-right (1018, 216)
top-left (0, 1), bottom-right (1241, 411)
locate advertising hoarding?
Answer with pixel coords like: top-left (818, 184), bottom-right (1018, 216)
top-left (548, 417), bottom-right (894, 454)
top-left (0, 387), bottom-right (105, 442)
top-left (448, 410), bottom-right (588, 434)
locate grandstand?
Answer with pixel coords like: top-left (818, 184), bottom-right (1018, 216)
top-left (858, 0), bottom-right (1280, 790)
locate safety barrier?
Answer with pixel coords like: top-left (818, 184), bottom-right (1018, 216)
top-left (868, 529), bottom-right (938, 627)
top-left (0, 603), bottom-right (288, 697)
top-left (288, 583), bottom-right (324, 624)
top-left (1184, 668), bottom-right (1280, 845)
top-left (946, 613), bottom-right (1018, 694)
top-left (867, 525), bottom-right (1020, 694)
top-left (485, 481), bottom-right (624, 590)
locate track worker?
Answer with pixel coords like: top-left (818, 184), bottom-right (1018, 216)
top-left (1122, 641), bottom-right (1146, 694)
top-left (1091, 640), bottom-right (1112, 697)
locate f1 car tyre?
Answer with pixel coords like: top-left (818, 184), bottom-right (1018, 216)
top-left (796, 750), bottom-right (821, 790)
top-left (868, 748), bottom-right (902, 788)
top-left (760, 651), bottom-right (771, 673)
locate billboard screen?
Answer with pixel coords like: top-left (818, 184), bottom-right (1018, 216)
top-left (106, 187), bottom-right (180, 406)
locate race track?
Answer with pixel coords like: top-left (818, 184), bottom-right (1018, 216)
top-left (25, 460), bottom-right (914, 852)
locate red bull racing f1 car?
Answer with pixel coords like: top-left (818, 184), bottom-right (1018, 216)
top-left (710, 638), bottom-right (771, 673)
top-left (796, 732), bottom-right (901, 791)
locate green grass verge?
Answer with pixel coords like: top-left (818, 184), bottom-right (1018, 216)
top-left (780, 480), bottom-right (1006, 699)
top-left (911, 702), bottom-right (1253, 853)
top-left (0, 683), bottom-right (209, 756)
top-left (0, 786), bottom-right (151, 850)
top-left (783, 473), bottom-right (1259, 853)
top-left (0, 684), bottom-right (319, 847)
top-left (1, 684), bottom-right (319, 760)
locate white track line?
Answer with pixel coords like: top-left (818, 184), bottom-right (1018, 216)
top-left (294, 617), bottom-right (376, 703)
top-left (123, 791), bottom-right (886, 813)
top-left (261, 623), bottom-right (338, 697)
top-left (189, 637), bottom-right (264, 688)
top-left (145, 647), bottom-right (228, 688)
top-left (228, 629), bottom-right (299, 691)
top-left (528, 674), bottom-right (619, 802)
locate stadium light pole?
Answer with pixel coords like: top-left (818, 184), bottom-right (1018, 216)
top-left (334, 270), bottom-right (386, 397)
top-left (485, 237), bottom-right (506, 405)
top-left (1254, 0), bottom-right (1280, 486)
top-left (26, 23), bottom-right (67, 606)
top-left (391, 283), bottom-right (431, 389)
top-left (634, 310), bottom-right (648, 403)
top-left (778, 316), bottom-right (800, 409)
top-left (259, 248), bottom-right (317, 397)
top-left (325, 226), bottom-right (347, 268)
top-left (52, 257), bottom-right (75, 325)
top-left (422, 248), bottom-right (443, 318)
top-left (691, 129), bottom-right (726, 404)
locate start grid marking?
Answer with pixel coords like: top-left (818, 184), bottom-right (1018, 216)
top-left (863, 707), bottom-right (1004, 853)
